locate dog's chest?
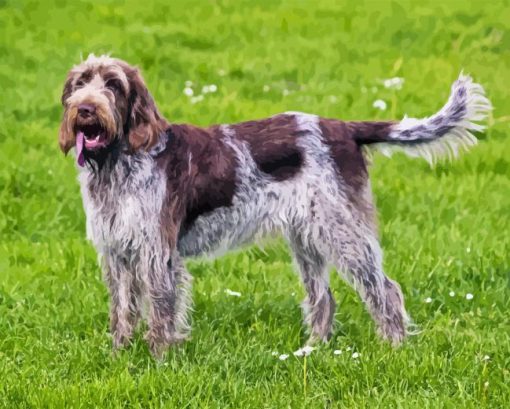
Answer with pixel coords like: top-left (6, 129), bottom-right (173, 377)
top-left (78, 155), bottom-right (166, 254)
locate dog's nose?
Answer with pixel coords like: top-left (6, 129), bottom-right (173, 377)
top-left (78, 104), bottom-right (96, 117)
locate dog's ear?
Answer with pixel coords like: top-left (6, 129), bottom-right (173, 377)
top-left (125, 67), bottom-right (168, 152)
top-left (59, 73), bottom-right (76, 154)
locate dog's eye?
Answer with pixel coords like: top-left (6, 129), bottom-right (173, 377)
top-left (75, 79), bottom-right (85, 88)
top-left (106, 79), bottom-right (122, 92)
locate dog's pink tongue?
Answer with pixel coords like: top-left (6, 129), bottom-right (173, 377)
top-left (76, 131), bottom-right (85, 167)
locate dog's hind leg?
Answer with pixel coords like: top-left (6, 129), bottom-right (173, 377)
top-left (324, 215), bottom-right (409, 345)
top-left (288, 230), bottom-right (336, 344)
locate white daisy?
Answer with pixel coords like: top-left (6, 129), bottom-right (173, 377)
top-left (425, 297), bottom-right (432, 303)
top-left (383, 77), bottom-right (405, 90)
top-left (352, 352), bottom-right (360, 359)
top-left (333, 349), bottom-right (342, 355)
top-left (466, 293), bottom-right (474, 300)
top-left (202, 84), bottom-right (218, 94)
top-left (278, 354), bottom-right (289, 361)
top-left (293, 345), bottom-right (315, 357)
top-left (183, 87), bottom-right (194, 97)
top-left (449, 291), bottom-right (455, 297)
top-left (373, 99), bottom-right (387, 111)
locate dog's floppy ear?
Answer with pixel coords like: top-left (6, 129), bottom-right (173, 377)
top-left (125, 67), bottom-right (168, 152)
top-left (59, 73), bottom-right (77, 154)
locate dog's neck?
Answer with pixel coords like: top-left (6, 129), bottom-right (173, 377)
top-left (81, 130), bottom-right (170, 175)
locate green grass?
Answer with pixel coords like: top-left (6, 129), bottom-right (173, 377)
top-left (1, 0), bottom-right (509, 407)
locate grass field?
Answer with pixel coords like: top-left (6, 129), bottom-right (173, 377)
top-left (1, 0), bottom-right (509, 407)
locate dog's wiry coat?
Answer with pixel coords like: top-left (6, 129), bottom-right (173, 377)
top-left (59, 54), bottom-right (491, 357)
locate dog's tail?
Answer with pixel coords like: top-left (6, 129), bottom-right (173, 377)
top-left (352, 74), bottom-right (492, 165)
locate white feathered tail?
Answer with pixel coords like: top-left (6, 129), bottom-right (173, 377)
top-left (355, 74), bottom-right (492, 165)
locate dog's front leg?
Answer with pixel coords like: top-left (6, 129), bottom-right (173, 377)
top-left (144, 250), bottom-right (192, 359)
top-left (103, 253), bottom-right (141, 351)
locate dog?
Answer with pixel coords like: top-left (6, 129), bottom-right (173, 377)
top-left (59, 54), bottom-right (491, 358)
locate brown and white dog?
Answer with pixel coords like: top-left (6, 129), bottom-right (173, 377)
top-left (59, 54), bottom-right (491, 358)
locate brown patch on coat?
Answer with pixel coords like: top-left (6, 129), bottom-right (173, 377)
top-left (155, 124), bottom-right (237, 245)
top-left (348, 121), bottom-right (395, 145)
top-left (319, 119), bottom-right (393, 190)
top-left (230, 115), bottom-right (304, 181)
top-left (319, 118), bottom-right (369, 193)
top-left (156, 116), bottom-right (304, 247)
top-left (319, 118), bottom-right (384, 226)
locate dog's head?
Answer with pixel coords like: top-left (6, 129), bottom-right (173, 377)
top-left (59, 54), bottom-right (168, 165)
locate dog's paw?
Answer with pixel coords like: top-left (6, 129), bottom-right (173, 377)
top-left (111, 330), bottom-right (133, 352)
top-left (144, 329), bottom-right (188, 359)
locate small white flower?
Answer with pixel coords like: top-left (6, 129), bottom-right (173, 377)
top-left (278, 354), bottom-right (289, 361)
top-left (425, 297), bottom-right (432, 303)
top-left (293, 345), bottom-right (315, 357)
top-left (466, 247), bottom-right (471, 253)
top-left (282, 89), bottom-right (290, 96)
top-left (466, 293), bottom-right (474, 300)
top-left (346, 346), bottom-right (352, 351)
top-left (484, 381), bottom-right (489, 388)
top-left (202, 84), bottom-right (217, 94)
top-left (482, 355), bottom-right (490, 361)
top-left (183, 87), bottom-right (194, 97)
top-left (383, 77), bottom-right (405, 90)
top-left (373, 99), bottom-right (387, 111)
top-left (329, 95), bottom-right (338, 103)
top-left (271, 351), bottom-right (278, 357)
top-left (225, 289), bottom-right (241, 297)
top-left (190, 95), bottom-right (204, 104)
top-left (263, 85), bottom-right (270, 92)
top-left (449, 291), bottom-right (455, 297)
top-left (333, 349), bottom-right (342, 355)
top-left (291, 292), bottom-right (296, 297)
top-left (301, 346), bottom-right (315, 355)
top-left (352, 352), bottom-right (360, 359)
